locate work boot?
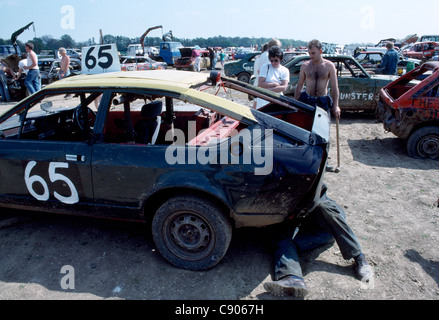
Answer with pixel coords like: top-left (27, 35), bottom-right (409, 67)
top-left (354, 253), bottom-right (372, 282)
top-left (264, 275), bottom-right (308, 298)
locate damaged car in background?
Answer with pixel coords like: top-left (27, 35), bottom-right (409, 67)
top-left (0, 70), bottom-right (330, 271)
top-left (0, 55), bottom-right (82, 100)
top-left (175, 48), bottom-right (210, 71)
top-left (120, 55), bottom-right (167, 71)
top-left (377, 61), bottom-right (439, 159)
top-left (284, 54), bottom-right (399, 112)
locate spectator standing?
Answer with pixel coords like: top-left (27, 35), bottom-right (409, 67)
top-left (22, 42), bottom-right (41, 94)
top-left (219, 49), bottom-right (226, 68)
top-left (58, 47), bottom-right (71, 79)
top-left (256, 46), bottom-right (290, 109)
top-left (191, 49), bottom-right (201, 72)
top-left (377, 42), bottom-right (399, 75)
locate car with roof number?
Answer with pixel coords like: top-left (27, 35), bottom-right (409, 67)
top-left (377, 61), bottom-right (439, 159)
top-left (0, 70), bottom-right (331, 271)
top-left (283, 54), bottom-right (399, 112)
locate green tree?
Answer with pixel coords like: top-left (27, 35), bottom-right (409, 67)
top-left (59, 34), bottom-right (76, 49)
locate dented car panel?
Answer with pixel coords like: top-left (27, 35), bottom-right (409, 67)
top-left (0, 70), bottom-right (330, 270)
top-left (377, 61), bottom-right (439, 158)
top-left (284, 55), bottom-right (398, 112)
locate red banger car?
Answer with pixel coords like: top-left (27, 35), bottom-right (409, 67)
top-left (377, 61), bottom-right (439, 159)
top-left (405, 42), bottom-right (439, 60)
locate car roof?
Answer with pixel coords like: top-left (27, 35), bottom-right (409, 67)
top-left (43, 70), bottom-right (258, 123)
top-left (284, 54), bottom-right (356, 67)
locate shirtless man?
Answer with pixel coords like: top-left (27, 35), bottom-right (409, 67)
top-left (294, 39), bottom-right (341, 119)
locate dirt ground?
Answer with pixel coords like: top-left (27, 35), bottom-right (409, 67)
top-left (0, 76), bottom-right (438, 302)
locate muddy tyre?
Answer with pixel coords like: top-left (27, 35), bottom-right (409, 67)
top-left (152, 195), bottom-right (232, 271)
top-left (407, 126), bottom-right (439, 159)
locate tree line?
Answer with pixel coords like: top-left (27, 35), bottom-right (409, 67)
top-left (0, 33), bottom-right (309, 54)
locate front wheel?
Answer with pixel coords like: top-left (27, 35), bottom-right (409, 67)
top-left (152, 195), bottom-right (232, 271)
top-left (407, 126), bottom-right (439, 159)
top-left (237, 72), bottom-right (251, 83)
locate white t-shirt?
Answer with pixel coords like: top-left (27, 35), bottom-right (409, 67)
top-left (27, 52), bottom-right (39, 70)
top-left (258, 62), bottom-right (290, 85)
top-left (253, 51), bottom-right (269, 77)
top-left (256, 63), bottom-right (290, 109)
top-left (18, 59), bottom-right (29, 74)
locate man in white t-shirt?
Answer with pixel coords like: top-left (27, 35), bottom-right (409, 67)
top-left (256, 46), bottom-right (290, 109)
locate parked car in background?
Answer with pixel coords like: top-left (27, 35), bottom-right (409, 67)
top-left (283, 52), bottom-right (307, 64)
top-left (175, 48), bottom-right (210, 71)
top-left (0, 55), bottom-right (82, 101)
top-left (120, 55), bottom-right (167, 71)
top-left (38, 58), bottom-right (82, 85)
top-left (66, 48), bottom-right (82, 60)
top-left (284, 54), bottom-right (399, 112)
top-left (354, 51), bottom-right (421, 74)
top-left (419, 35), bottom-right (439, 43)
top-left (224, 52), bottom-right (260, 83)
top-left (405, 42), bottom-right (439, 60)
top-left (399, 43), bottom-right (415, 57)
top-left (377, 61), bottom-right (439, 159)
top-left (0, 70), bottom-right (331, 271)
top-left (234, 48), bottom-right (256, 60)
top-left (0, 45), bottom-right (21, 59)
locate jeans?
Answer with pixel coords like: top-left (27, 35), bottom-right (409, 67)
top-left (273, 184), bottom-right (362, 280)
top-left (0, 70), bottom-right (10, 102)
top-left (24, 69), bottom-right (41, 94)
top-left (299, 91), bottom-right (333, 112)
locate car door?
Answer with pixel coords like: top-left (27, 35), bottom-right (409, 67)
top-left (0, 92), bottom-right (96, 215)
top-left (335, 58), bottom-right (376, 111)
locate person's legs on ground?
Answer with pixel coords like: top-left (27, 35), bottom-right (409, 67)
top-left (313, 185), bottom-right (372, 281)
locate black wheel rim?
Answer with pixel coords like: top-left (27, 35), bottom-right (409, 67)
top-left (418, 135), bottom-right (439, 158)
top-left (163, 211), bottom-right (215, 261)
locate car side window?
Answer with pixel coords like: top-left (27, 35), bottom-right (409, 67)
top-left (102, 92), bottom-right (247, 147)
top-left (0, 92), bottom-right (99, 142)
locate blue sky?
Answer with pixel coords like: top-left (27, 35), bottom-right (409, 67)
top-left (1, 0), bottom-right (438, 45)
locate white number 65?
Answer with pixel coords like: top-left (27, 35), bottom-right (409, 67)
top-left (25, 161), bottom-right (79, 204)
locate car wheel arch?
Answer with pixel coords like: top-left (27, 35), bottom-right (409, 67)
top-left (141, 187), bottom-right (234, 226)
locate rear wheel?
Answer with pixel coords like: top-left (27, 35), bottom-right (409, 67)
top-left (407, 126), bottom-right (439, 159)
top-left (152, 195), bottom-right (232, 271)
